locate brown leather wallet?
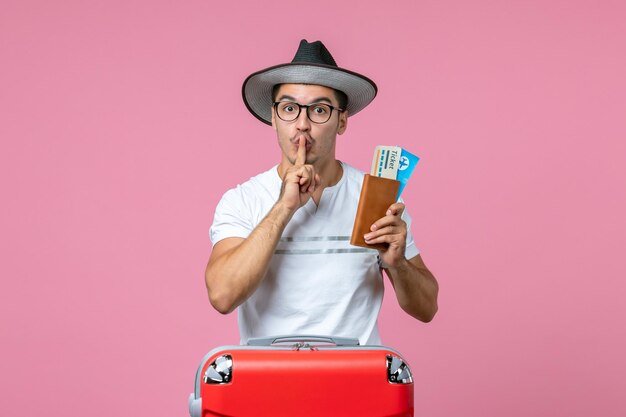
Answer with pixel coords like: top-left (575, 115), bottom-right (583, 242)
top-left (350, 174), bottom-right (400, 250)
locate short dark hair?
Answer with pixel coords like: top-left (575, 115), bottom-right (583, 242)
top-left (271, 84), bottom-right (348, 110)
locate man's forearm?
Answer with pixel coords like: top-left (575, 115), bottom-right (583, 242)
top-left (206, 202), bottom-right (294, 314)
top-left (385, 256), bottom-right (439, 322)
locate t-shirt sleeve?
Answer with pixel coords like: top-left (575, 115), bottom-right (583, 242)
top-left (210, 186), bottom-right (254, 245)
top-left (401, 202), bottom-right (420, 259)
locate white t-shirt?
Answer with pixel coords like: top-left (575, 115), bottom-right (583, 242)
top-left (210, 162), bottom-right (419, 345)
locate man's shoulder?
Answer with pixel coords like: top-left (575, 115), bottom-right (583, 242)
top-left (243, 165), bottom-right (280, 187)
top-left (224, 165), bottom-right (279, 194)
top-left (216, 165), bottom-right (280, 211)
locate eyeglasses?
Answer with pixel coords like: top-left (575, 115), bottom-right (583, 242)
top-left (273, 101), bottom-right (343, 124)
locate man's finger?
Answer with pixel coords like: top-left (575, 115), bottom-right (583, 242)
top-left (370, 215), bottom-right (406, 232)
top-left (298, 166), bottom-right (312, 192)
top-left (364, 225), bottom-right (402, 241)
top-left (387, 202), bottom-right (405, 216)
top-left (295, 137), bottom-right (307, 166)
top-left (299, 174), bottom-right (311, 188)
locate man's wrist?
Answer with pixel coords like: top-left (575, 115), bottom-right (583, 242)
top-left (378, 256), bottom-right (410, 271)
top-left (272, 200), bottom-right (297, 222)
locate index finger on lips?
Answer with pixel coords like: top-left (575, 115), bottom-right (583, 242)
top-left (295, 137), bottom-right (306, 166)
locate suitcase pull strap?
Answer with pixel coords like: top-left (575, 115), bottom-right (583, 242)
top-left (247, 335), bottom-right (360, 347)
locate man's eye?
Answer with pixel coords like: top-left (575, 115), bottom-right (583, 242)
top-left (283, 104), bottom-right (296, 112)
top-left (313, 106), bottom-right (328, 114)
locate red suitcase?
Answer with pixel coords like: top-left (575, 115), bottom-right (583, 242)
top-left (188, 335), bottom-right (414, 417)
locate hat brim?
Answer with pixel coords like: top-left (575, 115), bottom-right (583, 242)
top-left (242, 63), bottom-right (377, 125)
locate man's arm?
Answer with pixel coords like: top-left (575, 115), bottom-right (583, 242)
top-left (205, 202), bottom-right (294, 314)
top-left (383, 254), bottom-right (439, 322)
top-left (205, 138), bottom-right (320, 314)
top-left (363, 203), bottom-right (439, 322)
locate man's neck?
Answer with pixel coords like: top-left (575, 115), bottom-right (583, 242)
top-left (316, 158), bottom-right (343, 189)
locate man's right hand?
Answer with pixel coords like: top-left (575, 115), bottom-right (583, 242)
top-left (278, 137), bottom-right (321, 212)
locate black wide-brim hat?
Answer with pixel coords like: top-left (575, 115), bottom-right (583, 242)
top-left (242, 39), bottom-right (378, 125)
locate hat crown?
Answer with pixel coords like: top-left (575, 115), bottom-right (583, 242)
top-left (291, 39), bottom-right (337, 67)
top-left (242, 39), bottom-right (377, 125)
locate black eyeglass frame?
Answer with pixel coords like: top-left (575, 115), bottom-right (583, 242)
top-left (273, 101), bottom-right (344, 124)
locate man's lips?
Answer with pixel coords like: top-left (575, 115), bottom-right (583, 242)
top-left (292, 137), bottom-right (313, 150)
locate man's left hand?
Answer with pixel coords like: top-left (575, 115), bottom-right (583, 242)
top-left (363, 202), bottom-right (407, 268)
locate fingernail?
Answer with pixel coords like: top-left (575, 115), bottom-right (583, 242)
top-left (386, 210), bottom-right (392, 215)
top-left (364, 234), bottom-right (371, 241)
top-left (370, 224), bottom-right (377, 231)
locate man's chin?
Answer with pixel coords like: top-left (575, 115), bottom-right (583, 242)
top-left (288, 157), bottom-right (315, 166)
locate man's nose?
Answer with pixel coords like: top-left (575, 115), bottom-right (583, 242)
top-left (295, 108), bottom-right (311, 130)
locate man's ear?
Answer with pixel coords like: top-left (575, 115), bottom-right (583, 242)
top-left (337, 111), bottom-right (348, 135)
top-left (271, 107), bottom-right (277, 131)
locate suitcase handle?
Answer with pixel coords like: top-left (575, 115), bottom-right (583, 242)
top-left (247, 335), bottom-right (360, 346)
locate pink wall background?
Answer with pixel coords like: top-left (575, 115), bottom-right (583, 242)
top-left (2, 0), bottom-right (625, 416)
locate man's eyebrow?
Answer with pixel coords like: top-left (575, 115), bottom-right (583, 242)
top-left (276, 95), bottom-right (334, 105)
top-left (309, 96), bottom-right (333, 105)
top-left (276, 95), bottom-right (297, 102)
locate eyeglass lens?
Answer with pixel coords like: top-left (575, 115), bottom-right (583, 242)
top-left (275, 102), bottom-right (334, 124)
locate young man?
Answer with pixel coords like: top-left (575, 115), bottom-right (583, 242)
top-left (206, 40), bottom-right (438, 345)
